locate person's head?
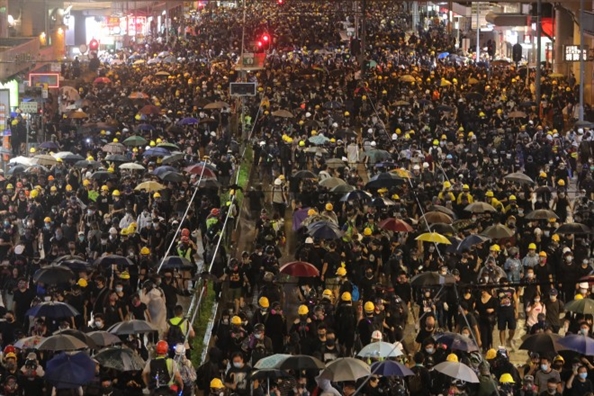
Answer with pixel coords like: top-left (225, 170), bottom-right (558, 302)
top-left (425, 315), bottom-right (436, 330)
top-left (423, 339), bottom-right (436, 355)
top-left (100, 377), bottom-right (113, 392)
top-left (174, 305), bottom-right (184, 317)
top-left (553, 355), bottom-right (564, 371)
top-left (579, 321), bottom-right (590, 335)
top-left (545, 378), bottom-right (558, 394)
top-left (231, 352), bottom-right (244, 368)
top-left (540, 356), bottom-right (551, 372)
top-left (343, 382), bottom-right (356, 396)
top-left (578, 365), bottom-right (589, 380)
top-left (413, 352), bottom-right (425, 366)
top-left (525, 267), bottom-right (535, 279)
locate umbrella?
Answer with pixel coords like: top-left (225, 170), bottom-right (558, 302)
top-left (395, 100), bottom-right (410, 106)
top-left (14, 335), bottom-right (45, 349)
top-left (91, 171), bottom-right (118, 181)
top-left (255, 354), bottom-right (292, 369)
top-left (178, 117), bottom-right (199, 125)
top-left (433, 361), bottom-right (479, 383)
top-left (143, 147), bottom-right (171, 157)
top-left (276, 355), bottom-right (325, 370)
top-left (319, 177), bottom-right (346, 189)
top-left (139, 105), bottom-right (161, 115)
top-left (331, 184), bottom-right (356, 194)
top-left (94, 77), bottom-right (111, 84)
top-left (250, 369), bottom-right (291, 381)
top-left (426, 223), bottom-right (456, 235)
top-left (371, 197), bottom-right (396, 208)
top-left (554, 223), bottom-right (592, 235)
top-left (437, 52), bottom-right (449, 59)
top-left (158, 256), bottom-right (195, 271)
top-left (272, 109), bottom-right (294, 118)
top-left (399, 75), bottom-right (415, 82)
top-left (162, 153), bottom-right (184, 165)
top-left (185, 164), bottom-right (218, 179)
top-left (74, 160), bottom-right (100, 169)
top-left (308, 223), bottom-right (342, 239)
top-left (464, 202), bottom-right (497, 213)
top-left (456, 234), bottom-right (490, 252)
top-left (504, 172), bottom-right (534, 184)
top-left (94, 347), bottom-right (146, 371)
top-left (157, 143), bottom-right (180, 151)
top-left (69, 110), bottom-right (88, 119)
top-left (39, 141), bottom-right (60, 150)
top-left (128, 92), bottom-right (149, 99)
top-left (105, 154), bottom-right (128, 163)
top-left (120, 162), bottom-right (145, 170)
top-left (45, 352), bottom-right (96, 389)
top-left (36, 334), bottom-right (88, 351)
top-left (575, 120), bottom-right (594, 128)
top-left (54, 259), bottom-right (89, 273)
top-left (155, 71), bottom-right (170, 77)
top-left (135, 181), bottom-right (165, 192)
top-left (481, 224), bottom-right (514, 239)
top-left (320, 358), bottom-right (371, 382)
top-left (549, 73), bottom-right (565, 78)
top-left (440, 79), bottom-right (452, 87)
top-left (293, 170), bottom-right (317, 179)
top-left (153, 165), bottom-right (177, 176)
top-left (379, 217), bottom-right (413, 232)
top-left (525, 209), bottom-right (559, 220)
top-left (357, 341), bottom-right (403, 358)
top-left (556, 334), bottom-right (594, 355)
top-left (54, 329), bottom-right (97, 349)
top-left (508, 111), bottom-right (527, 119)
top-left (435, 332), bottom-right (479, 352)
top-left (323, 101), bottom-right (343, 109)
top-left (365, 173), bottom-right (403, 189)
top-left (370, 360), bottom-right (414, 377)
top-left (108, 319), bottom-right (158, 335)
top-left (33, 265), bottom-right (74, 284)
top-left (137, 123), bottom-right (155, 131)
top-left (32, 154), bottom-right (59, 166)
top-left (491, 59), bottom-right (511, 66)
top-left (204, 101), bottom-right (230, 109)
top-left (410, 271), bottom-right (456, 286)
top-left (25, 164), bottom-right (49, 174)
top-left (325, 158), bottom-right (347, 169)
top-left (87, 331), bottom-right (122, 347)
top-left (58, 153), bottom-right (85, 162)
top-left (160, 171), bottom-right (186, 183)
top-left (279, 261), bottom-right (320, 277)
top-left (309, 135), bottom-right (330, 145)
top-left (7, 165), bottom-right (26, 176)
top-left (340, 190), bottom-right (371, 202)
top-left (102, 142), bottom-right (127, 154)
top-left (123, 136), bottom-right (148, 146)
top-left (26, 302), bottom-right (79, 319)
top-left (421, 211), bottom-right (453, 224)
top-left (94, 255), bottom-right (134, 268)
top-left (565, 298), bottom-right (594, 315)
top-left (416, 232), bottom-right (451, 244)
top-left (60, 86), bottom-right (80, 101)
top-left (9, 156), bottom-right (33, 166)
top-left (292, 208), bottom-right (312, 231)
top-left (519, 333), bottom-right (564, 354)
top-left (465, 92), bottom-right (483, 101)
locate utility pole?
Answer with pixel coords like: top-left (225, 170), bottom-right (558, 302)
top-left (579, 0), bottom-right (585, 121)
top-left (359, 0), bottom-right (366, 74)
top-left (535, 0), bottom-right (542, 108)
top-left (476, 2), bottom-right (480, 62)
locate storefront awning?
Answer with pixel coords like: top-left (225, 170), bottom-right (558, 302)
top-left (485, 13), bottom-right (527, 27)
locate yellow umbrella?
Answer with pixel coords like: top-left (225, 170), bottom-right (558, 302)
top-left (415, 232), bottom-right (451, 244)
top-left (399, 75), bottom-right (415, 83)
top-left (468, 77), bottom-right (479, 85)
top-left (440, 79), bottom-right (452, 87)
top-left (134, 181), bottom-right (165, 192)
top-left (549, 73), bottom-right (564, 79)
top-left (390, 168), bottom-right (412, 178)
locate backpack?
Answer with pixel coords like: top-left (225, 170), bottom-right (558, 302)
top-left (167, 318), bottom-right (186, 346)
top-left (351, 283), bottom-right (360, 302)
top-left (408, 368), bottom-right (423, 394)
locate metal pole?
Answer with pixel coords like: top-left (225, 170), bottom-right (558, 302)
top-left (535, 0), bottom-right (542, 108)
top-left (359, 0), bottom-right (366, 74)
top-left (579, 0), bottom-right (585, 121)
top-left (476, 2), bottom-right (480, 62)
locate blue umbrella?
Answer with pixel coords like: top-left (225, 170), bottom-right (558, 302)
top-left (178, 117), bottom-right (199, 125)
top-left (152, 165), bottom-right (177, 176)
top-left (45, 352), bottom-right (96, 389)
top-left (308, 224), bottom-right (342, 240)
top-left (556, 334), bottom-right (594, 355)
top-left (143, 147), bottom-right (170, 157)
top-left (308, 135), bottom-right (330, 145)
top-left (370, 360), bottom-right (414, 377)
top-left (437, 52), bottom-right (450, 60)
top-left (456, 234), bottom-right (490, 252)
top-left (39, 141), bottom-right (60, 150)
top-left (137, 123), bottom-right (155, 131)
top-left (26, 302), bottom-right (79, 319)
top-left (435, 332), bottom-right (479, 352)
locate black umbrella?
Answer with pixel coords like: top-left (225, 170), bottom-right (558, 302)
top-left (465, 92), bottom-right (483, 101)
top-left (323, 101), bottom-right (343, 109)
top-left (519, 333), bottom-right (564, 354)
top-left (108, 320), bottom-right (158, 335)
top-left (56, 258), bottom-right (92, 272)
top-left (93, 255), bottom-right (134, 268)
top-left (94, 346), bottom-right (146, 371)
top-left (158, 256), bottom-right (195, 271)
top-left (160, 171), bottom-right (186, 183)
top-left (74, 160), bottom-right (101, 169)
top-left (36, 334), bottom-right (88, 351)
top-left (276, 355), bottom-right (325, 370)
top-left (87, 331), bottom-right (122, 347)
top-left (554, 223), bottom-right (592, 235)
top-left (26, 302), bottom-right (80, 319)
top-left (54, 329), bottom-right (97, 349)
top-left (7, 165), bottom-right (26, 176)
top-left (365, 172), bottom-right (403, 189)
top-left (33, 265), bottom-right (75, 284)
top-left (410, 271), bottom-right (456, 287)
top-left (292, 170), bottom-right (317, 179)
top-left (435, 332), bottom-right (479, 352)
top-left (105, 154), bottom-right (128, 163)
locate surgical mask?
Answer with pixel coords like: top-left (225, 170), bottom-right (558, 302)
top-left (581, 329), bottom-right (589, 335)
top-left (233, 362), bottom-right (242, 368)
top-left (95, 321), bottom-right (104, 328)
top-left (44, 296), bottom-right (51, 302)
top-left (526, 273), bottom-right (534, 278)
top-left (115, 286), bottom-right (123, 293)
top-left (541, 364), bottom-right (549, 371)
top-left (222, 318), bottom-right (229, 325)
top-left (547, 387), bottom-right (557, 394)
top-left (78, 236), bottom-right (85, 241)
top-left (254, 333), bottom-right (263, 340)
top-left (566, 256), bottom-right (574, 262)
top-left (462, 332), bottom-right (471, 338)
top-left (44, 224), bottom-right (51, 229)
top-left (87, 210), bottom-right (94, 215)
top-left (580, 373), bottom-right (588, 379)
top-left (425, 348), bottom-right (434, 355)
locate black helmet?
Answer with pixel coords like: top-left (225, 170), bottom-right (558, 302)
top-left (265, 245), bottom-right (275, 254)
top-left (254, 323), bottom-right (265, 332)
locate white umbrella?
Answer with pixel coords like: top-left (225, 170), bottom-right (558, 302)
top-left (357, 341), bottom-right (403, 358)
top-left (52, 151), bottom-right (75, 159)
top-left (9, 156), bottom-right (33, 166)
top-left (120, 162), bottom-right (145, 170)
top-left (433, 361), bottom-right (479, 383)
top-left (320, 358), bottom-right (371, 382)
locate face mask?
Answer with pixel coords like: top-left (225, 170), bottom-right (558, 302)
top-left (78, 236), bottom-right (85, 241)
top-left (541, 364), bottom-right (549, 371)
top-left (254, 333), bottom-right (263, 339)
top-left (222, 319), bottom-right (229, 325)
top-left (547, 387), bottom-right (557, 394)
top-left (102, 386), bottom-right (113, 393)
top-left (425, 348), bottom-right (434, 355)
top-left (44, 224), bottom-right (51, 229)
top-left (580, 373), bottom-right (588, 379)
top-left (87, 210), bottom-right (94, 216)
top-left (326, 339), bottom-right (335, 347)
top-left (233, 362), bottom-right (242, 368)
top-left (581, 289), bottom-right (588, 295)
top-left (462, 332), bottom-right (470, 338)
top-left (581, 329), bottom-right (589, 335)
top-left (95, 321), bottom-right (104, 328)
top-left (567, 256), bottom-right (574, 262)
top-left (550, 296), bottom-right (557, 301)
top-left (115, 287), bottom-right (123, 293)
top-left (44, 296), bottom-right (51, 302)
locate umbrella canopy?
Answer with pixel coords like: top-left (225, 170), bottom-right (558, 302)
top-left (32, 154), bottom-right (59, 166)
top-left (14, 335), bottom-right (45, 349)
top-left (69, 110), bottom-right (88, 119)
top-left (74, 159), bottom-right (101, 169)
top-left (178, 117), bottom-right (199, 125)
top-left (370, 360), bottom-right (414, 377)
top-left (365, 172), bottom-right (403, 189)
top-left (319, 177), bottom-right (346, 189)
top-left (456, 234), bottom-right (490, 252)
top-left (135, 181), bottom-right (165, 192)
top-left (39, 141), bottom-right (60, 150)
top-left (481, 224), bottom-right (514, 239)
top-left (320, 358), bottom-right (371, 382)
top-left (33, 265), bottom-right (74, 284)
top-left (292, 170), bottom-right (317, 179)
top-left (185, 164), bottom-right (218, 179)
top-left (357, 341), bottom-right (403, 358)
top-left (54, 329), bottom-right (97, 349)
top-left (519, 333), bottom-right (564, 354)
top-left (504, 172), bottom-right (535, 184)
top-left (87, 331), bottom-right (122, 347)
top-left (250, 369), bottom-right (291, 381)
top-left (102, 142), bottom-right (127, 154)
top-left (410, 271), bottom-right (456, 287)
top-left (415, 232), bottom-right (451, 244)
top-left (255, 354), bottom-right (292, 369)
top-left (525, 209), bottom-right (559, 220)
top-left (158, 256), bottom-right (195, 271)
top-left (271, 109), bottom-right (294, 118)
top-left (426, 223), bottom-right (456, 235)
top-left (331, 184), bottom-right (356, 194)
top-left (26, 302), bottom-right (79, 319)
top-left (55, 258), bottom-right (90, 272)
top-left (433, 361), bottom-right (479, 383)
top-left (138, 105), bottom-right (162, 115)
top-left (120, 162), bottom-right (145, 170)
top-left (152, 165), bottom-right (177, 176)
top-left (554, 223), bottom-right (592, 235)
top-left (565, 298), bottom-right (594, 315)
top-left (159, 171), bottom-right (186, 183)
top-left (94, 77), bottom-right (111, 84)
top-left (94, 346), bottom-right (146, 371)
top-left (379, 218), bottom-right (413, 232)
top-left (279, 261), bottom-right (320, 277)
top-left (108, 319), bottom-right (158, 335)
top-left (45, 352), bottom-right (96, 389)
top-left (308, 223), bottom-right (342, 239)
top-left (204, 101), bottom-right (230, 110)
top-left (464, 202), bottom-right (497, 213)
top-left (276, 355), bottom-right (325, 370)
top-left (105, 154), bottom-right (128, 163)
top-left (123, 135), bottom-right (148, 146)
top-left (36, 334), bottom-right (88, 351)
top-left (556, 334), bottom-right (594, 355)
top-left (421, 211), bottom-right (453, 224)
top-left (340, 190), bottom-right (371, 202)
top-left (435, 332), bottom-right (479, 352)
top-left (143, 147), bottom-right (171, 158)
top-left (93, 255), bottom-right (134, 268)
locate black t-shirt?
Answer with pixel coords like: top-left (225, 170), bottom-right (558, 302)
top-left (225, 365), bottom-right (251, 396)
top-left (322, 251), bottom-right (340, 278)
top-left (225, 267), bottom-right (244, 289)
top-left (569, 378), bottom-right (593, 396)
top-left (497, 287), bottom-right (515, 309)
top-left (13, 288), bottom-right (36, 322)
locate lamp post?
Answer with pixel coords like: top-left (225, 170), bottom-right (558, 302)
top-left (579, 0), bottom-right (585, 121)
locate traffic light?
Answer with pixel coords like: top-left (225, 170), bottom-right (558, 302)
top-left (262, 34), bottom-right (270, 44)
top-left (277, 0), bottom-right (284, 5)
top-left (89, 38), bottom-right (99, 52)
top-left (512, 43), bottom-right (522, 63)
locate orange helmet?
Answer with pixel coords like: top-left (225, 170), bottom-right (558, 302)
top-left (155, 340), bottom-right (169, 355)
top-left (210, 208), bottom-right (220, 216)
top-left (181, 228), bottom-right (190, 237)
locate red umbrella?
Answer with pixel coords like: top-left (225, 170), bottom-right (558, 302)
top-left (379, 218), bottom-right (413, 232)
top-left (279, 261), bottom-right (319, 277)
top-left (139, 105), bottom-right (162, 116)
top-left (184, 164), bottom-right (217, 179)
top-left (93, 77), bottom-right (111, 84)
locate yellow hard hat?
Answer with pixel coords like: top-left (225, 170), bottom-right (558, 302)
top-left (325, 203), bottom-right (333, 211)
top-left (50, 186), bottom-right (57, 192)
top-left (6, 184), bottom-right (13, 189)
top-left (299, 141), bottom-right (306, 147)
top-left (341, 292), bottom-right (352, 301)
top-left (336, 267), bottom-right (347, 276)
top-left (433, 139), bottom-right (439, 146)
top-left (463, 184), bottom-right (469, 190)
top-left (557, 179), bottom-right (565, 186)
top-left (140, 247), bottom-right (150, 255)
top-left (490, 244), bottom-right (501, 252)
top-left (87, 156), bottom-right (94, 161)
top-left (486, 348), bottom-right (497, 360)
top-left (44, 217), bottom-right (52, 223)
top-left (150, 141), bottom-right (156, 147)
top-left (443, 181), bottom-right (451, 189)
top-left (307, 209), bottom-right (317, 216)
top-left (363, 227), bottom-right (372, 236)
top-left (344, 111), bottom-right (350, 116)
top-left (101, 185), bottom-right (109, 192)
top-left (210, 378), bottom-right (224, 389)
top-left (509, 195), bottom-right (516, 200)
top-left (486, 190), bottom-right (494, 197)
top-left (528, 243), bottom-right (537, 250)
top-left (77, 278), bottom-right (88, 288)
top-left (258, 297), bottom-right (270, 308)
top-left (539, 171), bottom-right (547, 178)
top-left (113, 138), bottom-right (118, 143)
top-left (575, 294), bottom-right (584, 300)
top-left (499, 373), bottom-right (515, 384)
top-left (120, 228), bottom-right (130, 236)
top-left (231, 316), bottom-right (242, 326)
top-left (107, 167), bottom-right (114, 173)
top-left (153, 192), bottom-right (161, 198)
top-left (446, 353), bottom-right (459, 362)
top-left (364, 301), bottom-right (375, 313)
top-left (551, 234), bottom-right (560, 242)
top-left (156, 138), bottom-right (163, 144)
top-left (323, 289), bottom-right (333, 298)
top-left (30, 189), bottom-right (38, 199)
top-left (83, 179), bottom-right (91, 187)
top-left (65, 185), bottom-right (73, 192)
top-left (30, 147), bottom-right (36, 153)
top-left (554, 355), bottom-right (565, 363)
top-left (539, 251), bottom-right (547, 257)
top-left (112, 190), bottom-right (120, 196)
top-left (298, 305), bottom-right (309, 315)
top-left (392, 194), bottom-right (400, 200)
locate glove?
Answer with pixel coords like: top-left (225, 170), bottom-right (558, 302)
top-left (444, 302), bottom-right (449, 311)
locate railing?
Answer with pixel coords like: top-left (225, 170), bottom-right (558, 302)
top-left (0, 37), bottom-right (39, 81)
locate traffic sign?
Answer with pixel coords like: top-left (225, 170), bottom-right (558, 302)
top-left (20, 102), bottom-right (38, 113)
top-left (230, 83), bottom-right (257, 97)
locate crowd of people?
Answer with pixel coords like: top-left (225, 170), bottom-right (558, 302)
top-left (0, 0), bottom-right (593, 396)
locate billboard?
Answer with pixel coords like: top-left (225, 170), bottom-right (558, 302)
top-left (29, 73), bottom-right (60, 88)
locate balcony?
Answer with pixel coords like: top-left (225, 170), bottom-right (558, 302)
top-left (0, 37), bottom-right (39, 81)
